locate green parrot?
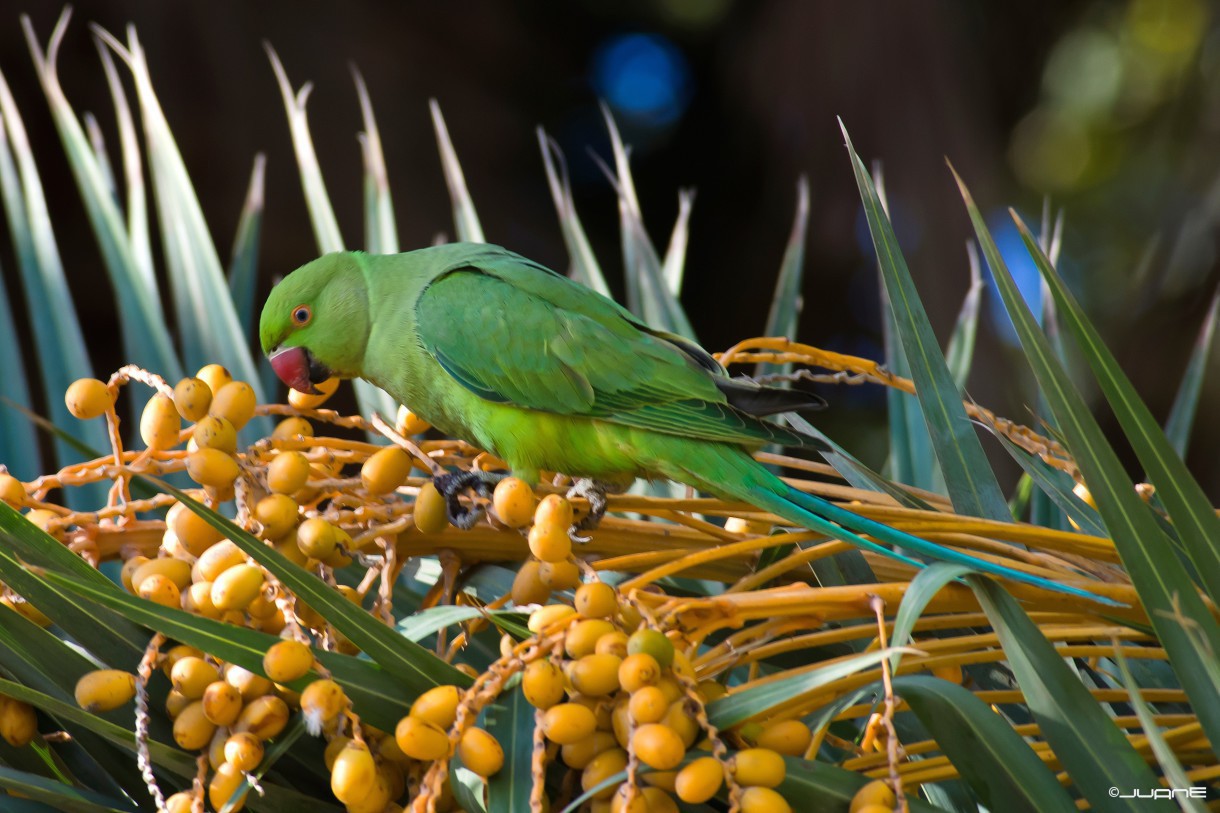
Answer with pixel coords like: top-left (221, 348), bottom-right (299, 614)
top-left (260, 243), bottom-right (1112, 604)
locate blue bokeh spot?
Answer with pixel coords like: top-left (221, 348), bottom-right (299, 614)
top-left (983, 210), bottom-right (1044, 345)
top-left (592, 33), bottom-right (691, 127)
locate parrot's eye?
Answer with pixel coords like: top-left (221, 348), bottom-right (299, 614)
top-left (291, 305), bottom-right (312, 327)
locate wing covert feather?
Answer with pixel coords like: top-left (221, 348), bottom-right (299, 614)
top-left (415, 261), bottom-right (811, 447)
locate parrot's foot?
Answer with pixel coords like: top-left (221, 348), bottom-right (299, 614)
top-left (434, 470), bottom-right (504, 530)
top-left (566, 478), bottom-right (610, 539)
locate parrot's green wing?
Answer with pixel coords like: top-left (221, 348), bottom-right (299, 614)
top-left (415, 259), bottom-right (814, 448)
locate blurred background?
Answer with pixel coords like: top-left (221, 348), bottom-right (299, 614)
top-left (2, 0), bottom-right (1219, 493)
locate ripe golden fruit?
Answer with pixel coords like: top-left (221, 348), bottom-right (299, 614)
top-left (253, 607), bottom-right (284, 633)
top-left (542, 703), bottom-right (598, 745)
top-left (540, 560), bottom-right (581, 590)
top-left (202, 681), bottom-right (243, 727)
top-left (394, 404), bottom-right (431, 435)
top-left (65, 378), bottom-right (113, 420)
top-left (345, 771), bottom-right (393, 813)
top-left (378, 732), bottom-right (412, 765)
top-left (618, 653), bottom-right (661, 694)
top-left (610, 785), bottom-right (678, 813)
top-left (120, 556), bottom-right (149, 593)
top-left (608, 786), bottom-right (647, 813)
top-left (574, 582), bottom-right (618, 619)
top-left (288, 375), bottom-right (339, 409)
top-left (171, 657), bottom-right (221, 700)
top-left (233, 694), bottom-right (289, 740)
top-left (211, 564), bottom-right (265, 612)
top-left (22, 508), bottom-right (62, 540)
top-left (535, 493), bottom-right (574, 530)
top-left (756, 719), bottom-right (812, 757)
top-left (165, 791), bottom-right (195, 813)
top-left (167, 501), bottom-right (224, 557)
top-left (209, 762), bottom-right (249, 812)
top-left (323, 542), bottom-right (353, 569)
top-left (131, 557), bottom-right (192, 594)
top-left (172, 377), bottom-right (212, 421)
top-left (224, 731), bottom-right (264, 772)
top-left (173, 700), bottom-right (217, 750)
top-left (662, 700), bottom-right (699, 748)
top-left (362, 446), bottom-right (412, 495)
top-left (413, 482), bottom-right (449, 534)
top-left (0, 473), bottom-right (26, 506)
top-left (458, 726), bottom-right (504, 777)
top-left (195, 364), bottom-right (232, 397)
top-left (628, 686), bottom-right (669, 725)
top-left (209, 381), bottom-right (256, 430)
top-left (581, 748), bottom-right (628, 800)
top-left (192, 415), bottom-right (238, 454)
top-left (296, 517), bottom-right (338, 560)
top-left (740, 786), bottom-right (793, 813)
top-left (165, 690), bottom-right (191, 719)
top-left (394, 715), bottom-right (450, 760)
top-left (74, 669), bottom-right (136, 712)
top-left (164, 647), bottom-right (204, 678)
top-left (140, 393), bottom-right (181, 450)
top-left (732, 748), bottom-right (786, 788)
top-left (268, 451), bottom-right (311, 496)
top-left (194, 540), bottom-right (245, 583)
top-left (632, 724), bottom-right (685, 770)
top-left (205, 725), bottom-right (229, 770)
top-left (223, 666), bottom-right (272, 704)
top-left (527, 603), bottom-right (576, 634)
top-left (254, 494), bottom-right (298, 541)
top-left (331, 741), bottom-right (377, 805)
top-left (527, 521), bottom-right (571, 563)
top-left (492, 477), bottom-right (536, 528)
top-left (271, 416), bottom-right (313, 439)
top-left (300, 679), bottom-right (346, 734)
top-left (850, 779), bottom-right (897, 812)
top-left (0, 699), bottom-right (36, 746)
top-left (522, 660), bottom-right (566, 709)
top-left (186, 448), bottom-right (240, 489)
top-left (561, 729), bottom-right (617, 769)
top-left (627, 629), bottom-right (674, 669)
top-left (511, 560), bottom-right (551, 606)
top-left (137, 573), bottom-right (181, 608)
top-left (595, 630), bottom-right (629, 658)
top-left (570, 654), bottom-right (622, 697)
top-left (410, 684), bottom-right (461, 729)
top-left (625, 787), bottom-right (678, 813)
top-left (185, 578), bottom-right (224, 617)
top-left (565, 619), bottom-right (617, 659)
top-left (263, 640), bottom-right (314, 684)
top-left (323, 736), bottom-right (353, 771)
top-left (675, 756), bottom-right (723, 803)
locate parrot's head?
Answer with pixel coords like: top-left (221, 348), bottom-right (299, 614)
top-left (260, 252), bottom-right (371, 394)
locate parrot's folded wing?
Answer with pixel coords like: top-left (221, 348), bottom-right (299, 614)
top-left (416, 264), bottom-right (820, 449)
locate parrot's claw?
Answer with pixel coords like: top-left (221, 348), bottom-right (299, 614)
top-left (434, 470), bottom-right (505, 530)
top-left (566, 478), bottom-right (610, 538)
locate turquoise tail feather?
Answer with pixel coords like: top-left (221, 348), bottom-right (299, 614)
top-left (645, 439), bottom-right (1119, 606)
top-left (759, 484), bottom-right (1119, 606)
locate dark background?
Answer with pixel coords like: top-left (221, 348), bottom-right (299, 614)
top-left (3, 1), bottom-right (1219, 493)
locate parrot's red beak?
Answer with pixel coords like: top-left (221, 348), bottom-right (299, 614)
top-left (269, 346), bottom-right (321, 394)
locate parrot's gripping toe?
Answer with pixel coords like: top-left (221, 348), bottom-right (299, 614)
top-left (434, 470), bottom-right (505, 530)
top-left (566, 478), bottom-right (611, 539)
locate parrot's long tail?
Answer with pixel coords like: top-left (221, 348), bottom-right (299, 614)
top-left (655, 442), bottom-right (1118, 606)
